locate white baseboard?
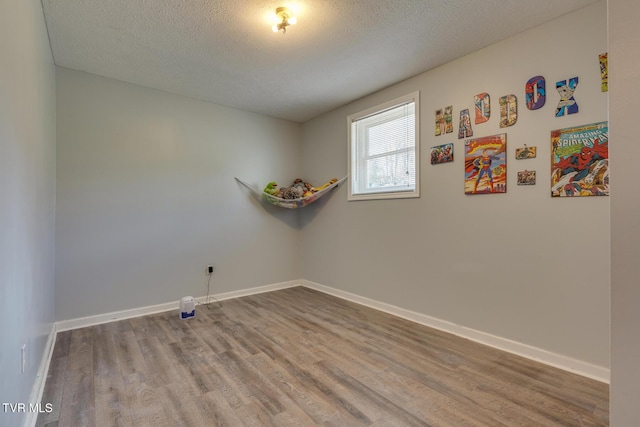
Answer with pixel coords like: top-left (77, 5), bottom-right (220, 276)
top-left (196, 279), bottom-right (303, 305)
top-left (55, 279), bottom-right (302, 332)
top-left (24, 322), bottom-right (57, 427)
top-left (301, 280), bottom-right (610, 384)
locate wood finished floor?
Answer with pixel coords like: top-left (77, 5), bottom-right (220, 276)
top-left (37, 287), bottom-right (609, 426)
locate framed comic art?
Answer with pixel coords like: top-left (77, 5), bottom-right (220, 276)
top-left (515, 145), bottom-right (536, 159)
top-left (464, 133), bottom-right (507, 194)
top-left (551, 121), bottom-right (608, 197)
top-left (517, 170), bottom-right (536, 185)
top-left (430, 143), bottom-right (454, 165)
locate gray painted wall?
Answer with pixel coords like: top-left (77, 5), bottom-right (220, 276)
top-left (17, 0), bottom-right (640, 423)
top-left (610, 0), bottom-right (640, 424)
top-left (0, 0), bottom-right (57, 426)
top-left (300, 2), bottom-right (610, 369)
top-left (55, 68), bottom-right (302, 321)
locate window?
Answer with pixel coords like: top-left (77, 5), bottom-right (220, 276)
top-left (348, 92), bottom-right (419, 201)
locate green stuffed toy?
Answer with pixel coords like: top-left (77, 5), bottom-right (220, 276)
top-left (263, 181), bottom-right (279, 196)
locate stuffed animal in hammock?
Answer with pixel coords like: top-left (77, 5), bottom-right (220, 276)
top-left (265, 178), bottom-right (336, 200)
top-left (278, 180), bottom-right (305, 199)
top-left (312, 178), bottom-right (338, 192)
top-left (263, 181), bottom-right (279, 196)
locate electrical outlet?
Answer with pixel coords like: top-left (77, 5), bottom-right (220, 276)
top-left (207, 265), bottom-right (214, 275)
top-left (21, 344), bottom-right (26, 374)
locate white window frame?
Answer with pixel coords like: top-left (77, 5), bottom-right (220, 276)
top-left (347, 91), bottom-right (420, 201)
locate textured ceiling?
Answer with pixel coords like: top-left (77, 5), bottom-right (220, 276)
top-left (41, 0), bottom-right (600, 123)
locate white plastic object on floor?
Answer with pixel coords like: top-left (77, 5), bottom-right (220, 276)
top-left (179, 296), bottom-right (195, 319)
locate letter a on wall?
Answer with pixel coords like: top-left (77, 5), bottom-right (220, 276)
top-left (458, 109), bottom-right (473, 139)
top-left (555, 77), bottom-right (579, 117)
top-left (525, 76), bottom-right (546, 110)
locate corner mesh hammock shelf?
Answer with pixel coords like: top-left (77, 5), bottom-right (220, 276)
top-left (235, 176), bottom-right (347, 209)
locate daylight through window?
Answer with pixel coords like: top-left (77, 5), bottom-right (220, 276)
top-left (348, 92), bottom-right (419, 200)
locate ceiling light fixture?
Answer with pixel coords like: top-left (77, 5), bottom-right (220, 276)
top-left (272, 7), bottom-right (297, 34)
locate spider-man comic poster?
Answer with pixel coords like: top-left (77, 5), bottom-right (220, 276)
top-left (551, 121), bottom-right (608, 197)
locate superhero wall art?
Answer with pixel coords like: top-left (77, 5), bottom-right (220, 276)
top-left (551, 121), bottom-right (609, 197)
top-left (464, 134), bottom-right (507, 194)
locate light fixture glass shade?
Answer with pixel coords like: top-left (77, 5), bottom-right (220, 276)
top-left (288, 17), bottom-right (297, 25)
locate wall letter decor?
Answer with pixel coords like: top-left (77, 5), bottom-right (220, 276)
top-left (435, 108), bottom-right (444, 136)
top-left (435, 106), bottom-right (453, 136)
top-left (525, 76), bottom-right (546, 110)
top-left (499, 95), bottom-right (518, 128)
top-left (599, 53), bottom-right (608, 92)
top-left (555, 77), bottom-right (579, 117)
top-left (444, 105), bottom-right (453, 134)
top-left (458, 109), bottom-right (473, 139)
top-left (474, 93), bottom-right (490, 124)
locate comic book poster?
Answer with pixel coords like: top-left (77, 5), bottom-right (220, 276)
top-left (464, 133), bottom-right (507, 194)
top-left (551, 121), bottom-right (608, 197)
top-left (430, 143), bottom-right (454, 165)
top-left (515, 145), bottom-right (536, 159)
top-left (517, 170), bottom-right (536, 185)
